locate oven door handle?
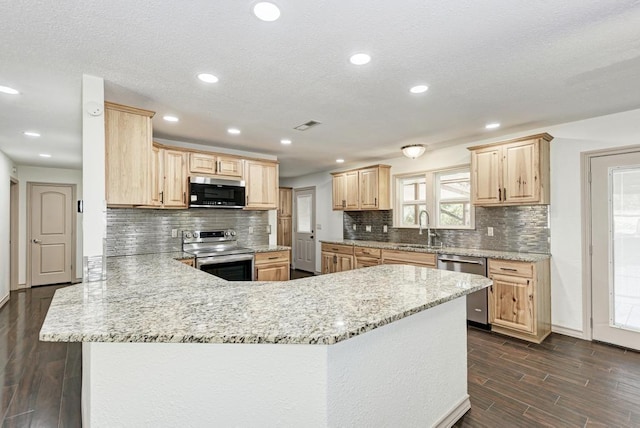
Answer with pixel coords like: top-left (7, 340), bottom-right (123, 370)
top-left (196, 253), bottom-right (255, 268)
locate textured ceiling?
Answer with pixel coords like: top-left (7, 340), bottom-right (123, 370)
top-left (1, 1), bottom-right (640, 177)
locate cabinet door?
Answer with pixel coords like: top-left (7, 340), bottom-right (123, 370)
top-left (278, 217), bottom-right (292, 247)
top-left (278, 187), bottom-right (293, 217)
top-left (332, 173), bottom-right (347, 210)
top-left (245, 160), bottom-right (278, 209)
top-left (189, 152), bottom-right (217, 175)
top-left (149, 145), bottom-right (163, 207)
top-left (502, 140), bottom-right (539, 204)
top-left (321, 252), bottom-right (335, 274)
top-left (105, 103), bottom-right (154, 206)
top-left (489, 274), bottom-right (534, 333)
top-left (256, 263), bottom-right (290, 281)
top-left (471, 146), bottom-right (502, 205)
top-left (359, 168), bottom-right (379, 209)
top-left (163, 150), bottom-right (188, 207)
top-left (217, 156), bottom-right (243, 178)
top-left (356, 257), bottom-right (380, 269)
top-left (336, 255), bottom-right (354, 272)
top-left (345, 171), bottom-right (360, 210)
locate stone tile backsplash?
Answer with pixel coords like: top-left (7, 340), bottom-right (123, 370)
top-left (343, 205), bottom-right (550, 254)
top-left (106, 208), bottom-right (269, 256)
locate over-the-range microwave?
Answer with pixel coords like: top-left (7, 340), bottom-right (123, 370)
top-left (189, 176), bottom-right (246, 208)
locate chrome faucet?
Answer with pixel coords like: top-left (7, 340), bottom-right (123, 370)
top-left (418, 209), bottom-right (433, 248)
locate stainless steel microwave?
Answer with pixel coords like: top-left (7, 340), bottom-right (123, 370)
top-left (189, 176), bottom-right (246, 208)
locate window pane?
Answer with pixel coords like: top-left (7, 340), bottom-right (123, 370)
top-left (440, 181), bottom-right (470, 200)
top-left (439, 203), bottom-right (470, 227)
top-left (403, 184), bottom-right (416, 202)
top-left (296, 194), bottom-right (312, 233)
top-left (418, 183), bottom-right (426, 200)
top-left (403, 205), bottom-right (417, 225)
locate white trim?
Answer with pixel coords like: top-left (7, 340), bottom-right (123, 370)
top-left (551, 324), bottom-right (584, 340)
top-left (434, 395), bottom-right (471, 428)
top-left (0, 294), bottom-right (9, 309)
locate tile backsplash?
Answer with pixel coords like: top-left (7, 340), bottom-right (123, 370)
top-left (106, 208), bottom-right (269, 256)
top-left (343, 205), bottom-right (550, 253)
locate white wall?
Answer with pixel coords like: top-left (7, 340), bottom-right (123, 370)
top-left (0, 150), bottom-right (16, 304)
top-left (283, 107), bottom-right (640, 336)
top-left (16, 166), bottom-right (83, 284)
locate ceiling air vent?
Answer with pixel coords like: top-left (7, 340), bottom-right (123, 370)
top-left (294, 120), bottom-right (321, 131)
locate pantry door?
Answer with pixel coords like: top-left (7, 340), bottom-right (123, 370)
top-left (590, 150), bottom-right (640, 350)
top-left (293, 187), bottom-right (316, 273)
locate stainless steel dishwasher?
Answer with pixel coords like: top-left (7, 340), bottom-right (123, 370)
top-left (437, 254), bottom-right (489, 329)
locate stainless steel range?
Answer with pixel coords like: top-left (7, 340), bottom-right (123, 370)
top-left (182, 229), bottom-right (255, 281)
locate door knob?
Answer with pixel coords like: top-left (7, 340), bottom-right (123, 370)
top-left (33, 239), bottom-right (41, 244)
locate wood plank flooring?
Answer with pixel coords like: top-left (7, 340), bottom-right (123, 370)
top-left (1, 284), bottom-right (639, 427)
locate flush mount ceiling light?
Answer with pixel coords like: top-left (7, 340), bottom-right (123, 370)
top-left (24, 131), bottom-right (41, 137)
top-left (0, 85), bottom-right (20, 95)
top-left (349, 53), bottom-right (371, 65)
top-left (485, 122), bottom-right (501, 130)
top-left (336, 158), bottom-right (345, 163)
top-left (401, 144), bottom-right (426, 159)
top-left (280, 139), bottom-right (292, 145)
top-left (253, 2), bottom-right (280, 21)
top-left (163, 115), bottom-right (179, 122)
top-left (228, 128), bottom-right (241, 135)
top-left (410, 85), bottom-right (429, 94)
top-left (39, 153), bottom-right (52, 158)
top-left (197, 73), bottom-right (219, 83)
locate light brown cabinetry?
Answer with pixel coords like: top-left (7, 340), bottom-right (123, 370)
top-left (255, 250), bottom-right (290, 281)
top-left (488, 258), bottom-right (550, 343)
top-left (331, 165), bottom-right (391, 211)
top-left (177, 258), bottom-right (195, 267)
top-left (354, 247), bottom-right (381, 269)
top-left (189, 152), bottom-right (243, 178)
top-left (277, 187), bottom-right (292, 247)
top-left (105, 102), bottom-right (155, 206)
top-left (469, 133), bottom-right (552, 206)
top-left (149, 144), bottom-right (188, 208)
top-left (381, 249), bottom-right (436, 268)
top-left (245, 160), bottom-right (278, 209)
top-left (321, 243), bottom-right (354, 274)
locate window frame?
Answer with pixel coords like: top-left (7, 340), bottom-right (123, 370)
top-left (393, 164), bottom-right (474, 230)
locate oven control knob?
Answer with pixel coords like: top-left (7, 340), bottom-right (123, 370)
top-left (230, 230), bottom-right (236, 236)
top-left (185, 232), bottom-right (192, 238)
top-left (193, 232), bottom-right (199, 238)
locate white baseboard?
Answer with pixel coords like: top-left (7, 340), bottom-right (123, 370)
top-left (0, 294), bottom-right (9, 309)
top-left (434, 395), bottom-right (471, 428)
top-left (552, 324), bottom-right (585, 339)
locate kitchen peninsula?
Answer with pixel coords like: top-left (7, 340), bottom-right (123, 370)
top-left (40, 254), bottom-right (491, 427)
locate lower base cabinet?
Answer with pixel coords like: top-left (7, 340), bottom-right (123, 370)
top-left (381, 249), bottom-right (436, 268)
top-left (488, 258), bottom-right (550, 343)
top-left (354, 247), bottom-right (381, 269)
top-left (321, 243), bottom-right (354, 274)
top-left (177, 258), bottom-right (195, 267)
top-left (255, 251), bottom-right (290, 281)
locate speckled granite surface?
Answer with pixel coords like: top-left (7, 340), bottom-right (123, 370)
top-left (40, 254), bottom-right (490, 345)
top-left (321, 240), bottom-right (550, 262)
top-left (251, 245), bottom-right (291, 253)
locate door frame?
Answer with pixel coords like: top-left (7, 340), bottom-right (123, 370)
top-left (26, 182), bottom-right (77, 288)
top-left (10, 178), bottom-right (19, 291)
top-left (292, 186), bottom-right (316, 272)
top-left (581, 144), bottom-right (640, 340)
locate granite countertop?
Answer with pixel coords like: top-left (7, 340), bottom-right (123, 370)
top-left (251, 245), bottom-right (291, 253)
top-left (321, 239), bottom-right (550, 262)
top-left (39, 254), bottom-right (490, 345)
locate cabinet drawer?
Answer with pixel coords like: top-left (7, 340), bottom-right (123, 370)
top-left (489, 259), bottom-right (533, 278)
top-left (321, 243), bottom-right (353, 256)
top-left (177, 258), bottom-right (194, 267)
top-left (382, 249), bottom-right (436, 267)
top-left (255, 250), bottom-right (290, 265)
top-left (354, 247), bottom-right (381, 258)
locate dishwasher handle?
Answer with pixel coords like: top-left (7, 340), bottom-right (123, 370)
top-left (438, 257), bottom-right (484, 265)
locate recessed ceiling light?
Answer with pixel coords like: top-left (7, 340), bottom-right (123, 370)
top-left (280, 139), bottom-right (292, 145)
top-left (163, 115), bottom-right (179, 122)
top-left (485, 122), bottom-right (501, 130)
top-left (24, 131), bottom-right (41, 137)
top-left (39, 153), bottom-right (52, 158)
top-left (253, 2), bottom-right (280, 21)
top-left (410, 85), bottom-right (429, 94)
top-left (228, 128), bottom-right (241, 135)
top-left (0, 85), bottom-right (19, 95)
top-left (336, 158), bottom-right (345, 163)
top-left (349, 53), bottom-right (371, 66)
top-left (197, 73), bottom-right (219, 83)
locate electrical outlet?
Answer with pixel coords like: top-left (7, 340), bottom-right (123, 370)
top-left (365, 225), bottom-right (372, 232)
top-left (487, 227), bottom-right (494, 237)
top-left (352, 224), bottom-right (357, 231)
top-left (171, 229), bottom-right (178, 238)
top-left (249, 226), bottom-right (254, 234)
top-left (383, 225), bottom-right (388, 233)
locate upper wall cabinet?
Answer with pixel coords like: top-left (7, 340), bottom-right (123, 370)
top-left (331, 165), bottom-right (391, 211)
top-left (105, 102), bottom-right (155, 206)
top-left (468, 133), bottom-right (552, 206)
top-left (245, 159), bottom-right (278, 210)
top-left (149, 144), bottom-right (188, 208)
top-left (189, 152), bottom-right (243, 179)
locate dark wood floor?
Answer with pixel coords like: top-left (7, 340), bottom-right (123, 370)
top-left (1, 284), bottom-right (639, 427)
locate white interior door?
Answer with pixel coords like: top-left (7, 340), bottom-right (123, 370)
top-left (591, 151), bottom-right (640, 350)
top-left (293, 187), bottom-right (316, 273)
top-left (30, 183), bottom-right (73, 286)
